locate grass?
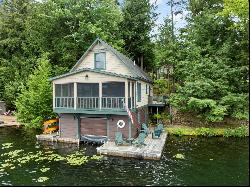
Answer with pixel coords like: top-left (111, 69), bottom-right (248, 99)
top-left (166, 125), bottom-right (249, 137)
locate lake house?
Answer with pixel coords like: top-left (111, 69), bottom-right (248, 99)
top-left (50, 38), bottom-right (153, 143)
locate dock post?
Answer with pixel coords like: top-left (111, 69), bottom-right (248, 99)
top-left (128, 117), bottom-right (131, 139)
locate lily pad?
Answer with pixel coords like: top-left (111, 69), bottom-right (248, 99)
top-left (37, 177), bottom-right (49, 182)
top-left (173, 153), bottom-right (185, 159)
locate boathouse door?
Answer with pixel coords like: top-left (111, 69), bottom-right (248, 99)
top-left (80, 117), bottom-right (107, 136)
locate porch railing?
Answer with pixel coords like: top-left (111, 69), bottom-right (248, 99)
top-left (55, 97), bottom-right (74, 108)
top-left (77, 97), bottom-right (99, 109)
top-left (101, 97), bottom-right (125, 109)
top-left (54, 97), bottom-right (133, 110)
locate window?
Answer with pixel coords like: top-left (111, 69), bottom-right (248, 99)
top-left (146, 84), bottom-right (148, 94)
top-left (102, 82), bottom-right (125, 97)
top-left (95, 52), bottom-right (106, 69)
top-left (77, 83), bottom-right (99, 97)
top-left (137, 82), bottom-right (141, 102)
top-left (55, 83), bottom-right (74, 97)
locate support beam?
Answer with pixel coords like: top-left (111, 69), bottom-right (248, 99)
top-left (128, 117), bottom-right (131, 139)
top-left (75, 114), bottom-right (80, 140)
top-left (52, 83), bottom-right (55, 108)
top-left (125, 80), bottom-right (128, 108)
top-left (106, 117), bottom-right (109, 140)
top-left (99, 82), bottom-right (102, 110)
top-left (74, 82), bottom-right (77, 109)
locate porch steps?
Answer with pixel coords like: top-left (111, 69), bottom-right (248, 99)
top-left (96, 132), bottom-right (167, 160)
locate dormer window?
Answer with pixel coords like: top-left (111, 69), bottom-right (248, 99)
top-left (94, 52), bottom-right (106, 69)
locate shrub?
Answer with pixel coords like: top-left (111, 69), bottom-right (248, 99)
top-left (15, 55), bottom-right (56, 129)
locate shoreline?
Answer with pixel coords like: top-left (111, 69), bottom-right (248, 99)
top-left (165, 125), bottom-right (249, 137)
top-left (0, 115), bottom-right (20, 127)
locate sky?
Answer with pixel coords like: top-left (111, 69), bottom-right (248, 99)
top-left (150, 0), bottom-right (188, 35)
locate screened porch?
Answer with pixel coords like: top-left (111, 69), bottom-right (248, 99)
top-left (54, 81), bottom-right (136, 110)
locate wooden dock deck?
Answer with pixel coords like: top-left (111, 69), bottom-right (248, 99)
top-left (96, 133), bottom-right (167, 160)
top-left (36, 133), bottom-right (79, 144)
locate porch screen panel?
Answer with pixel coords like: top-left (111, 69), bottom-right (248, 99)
top-left (54, 83), bottom-right (74, 108)
top-left (102, 82), bottom-right (125, 97)
top-left (55, 83), bottom-right (74, 97)
top-left (137, 82), bottom-right (141, 102)
top-left (77, 83), bottom-right (99, 97)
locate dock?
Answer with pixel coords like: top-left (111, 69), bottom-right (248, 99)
top-left (96, 133), bottom-right (167, 160)
top-left (36, 133), bottom-right (79, 144)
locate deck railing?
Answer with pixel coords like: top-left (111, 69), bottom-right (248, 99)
top-left (54, 97), bottom-right (129, 110)
top-left (77, 97), bottom-right (99, 109)
top-left (55, 97), bottom-right (74, 108)
top-left (101, 97), bottom-right (125, 109)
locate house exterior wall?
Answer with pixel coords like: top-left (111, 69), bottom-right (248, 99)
top-left (52, 71), bottom-right (127, 84)
top-left (136, 80), bottom-right (153, 108)
top-left (59, 114), bottom-right (77, 138)
top-left (74, 43), bottom-right (134, 77)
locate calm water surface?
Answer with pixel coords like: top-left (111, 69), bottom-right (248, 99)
top-left (0, 126), bottom-right (249, 186)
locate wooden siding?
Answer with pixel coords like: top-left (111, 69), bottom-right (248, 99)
top-left (107, 115), bottom-right (137, 140)
top-left (136, 81), bottom-right (153, 108)
top-left (74, 43), bottom-right (134, 77)
top-left (80, 118), bottom-right (107, 136)
top-left (60, 114), bottom-right (77, 138)
top-left (52, 71), bottom-right (127, 84)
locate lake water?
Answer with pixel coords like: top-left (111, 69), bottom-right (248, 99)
top-left (0, 126), bottom-right (249, 186)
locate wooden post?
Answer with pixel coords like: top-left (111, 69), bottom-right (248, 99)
top-left (74, 82), bottom-right (77, 110)
top-left (99, 82), bottom-right (102, 110)
top-left (128, 117), bottom-right (131, 139)
top-left (76, 114), bottom-right (80, 140)
top-left (106, 117), bottom-right (109, 140)
top-left (125, 80), bottom-right (128, 108)
top-left (52, 83), bottom-right (55, 109)
top-left (157, 107), bottom-right (159, 124)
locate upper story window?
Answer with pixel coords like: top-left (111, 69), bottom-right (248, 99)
top-left (94, 52), bottom-right (106, 69)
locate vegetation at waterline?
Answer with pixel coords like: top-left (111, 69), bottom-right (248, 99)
top-left (166, 125), bottom-right (249, 137)
top-left (0, 142), bottom-right (103, 183)
top-left (0, 0), bottom-right (248, 128)
top-left (15, 55), bottom-right (55, 128)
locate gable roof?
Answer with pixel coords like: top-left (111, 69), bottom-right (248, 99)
top-left (70, 38), bottom-right (153, 83)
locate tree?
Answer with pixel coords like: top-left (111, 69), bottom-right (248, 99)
top-left (170, 0), bottom-right (249, 122)
top-left (0, 0), bottom-right (124, 108)
top-left (15, 55), bottom-right (55, 128)
top-left (120, 0), bottom-right (157, 71)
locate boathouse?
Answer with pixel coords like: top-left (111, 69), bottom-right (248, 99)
top-left (49, 38), bottom-right (154, 143)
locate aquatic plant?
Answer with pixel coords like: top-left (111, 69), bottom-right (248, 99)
top-left (40, 168), bottom-right (50, 173)
top-left (37, 177), bottom-right (49, 182)
top-left (66, 152), bottom-right (89, 166)
top-left (173, 153), bottom-right (185, 159)
top-left (1, 143), bottom-right (13, 149)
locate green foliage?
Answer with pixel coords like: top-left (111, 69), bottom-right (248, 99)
top-left (223, 125), bottom-right (249, 137)
top-left (153, 79), bottom-right (171, 95)
top-left (0, 0), bottom-right (124, 109)
top-left (166, 125), bottom-right (249, 137)
top-left (15, 55), bottom-right (55, 128)
top-left (120, 0), bottom-right (156, 70)
top-left (168, 0), bottom-right (249, 122)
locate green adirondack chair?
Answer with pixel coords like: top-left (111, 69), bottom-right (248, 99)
top-left (115, 132), bottom-right (127, 145)
top-left (132, 132), bottom-right (147, 146)
top-left (152, 123), bottom-right (164, 139)
top-left (140, 123), bottom-right (150, 136)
